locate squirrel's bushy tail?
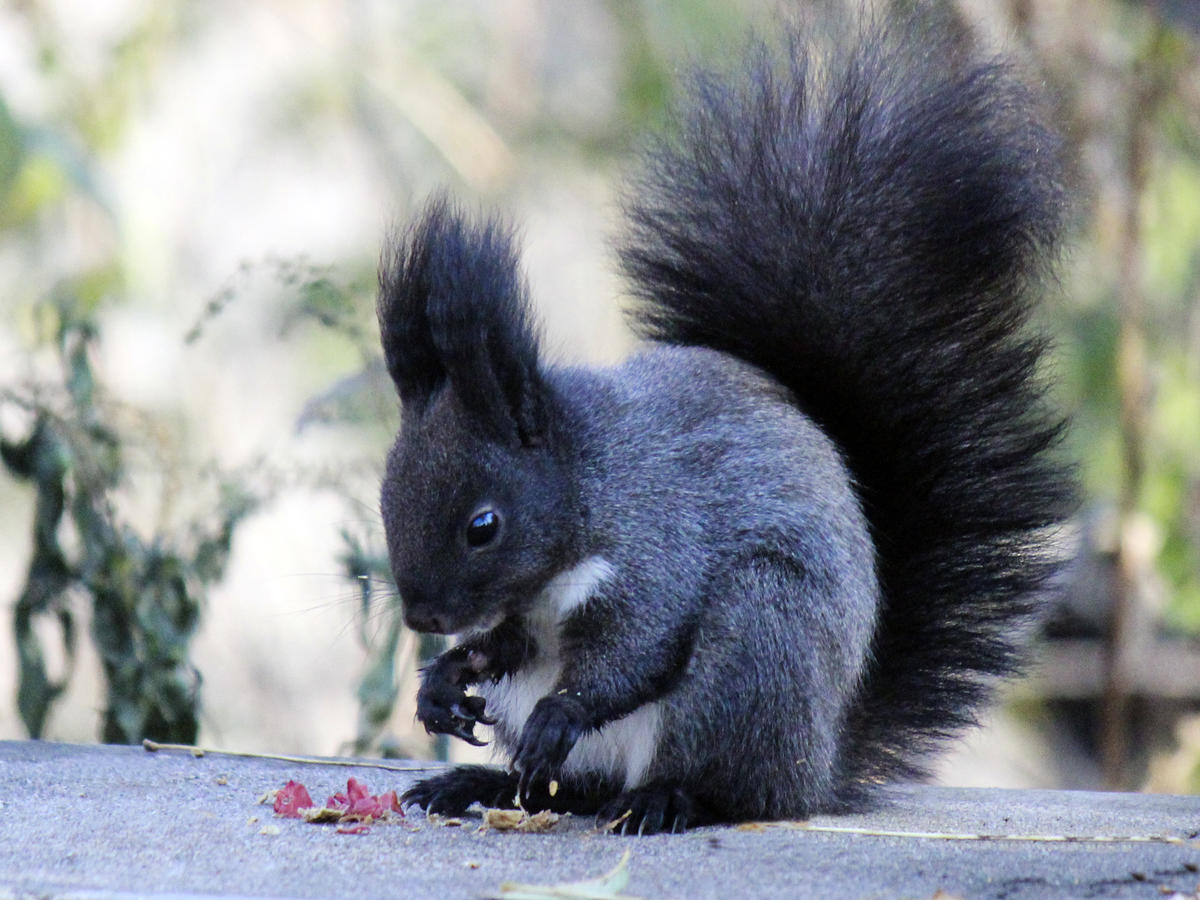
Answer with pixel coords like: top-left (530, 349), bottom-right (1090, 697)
top-left (620, 17), bottom-right (1073, 802)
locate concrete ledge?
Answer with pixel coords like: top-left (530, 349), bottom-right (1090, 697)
top-left (2, 740), bottom-right (1199, 899)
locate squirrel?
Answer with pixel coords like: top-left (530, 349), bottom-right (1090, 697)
top-left (376, 13), bottom-right (1073, 834)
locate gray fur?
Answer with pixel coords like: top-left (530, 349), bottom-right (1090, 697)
top-left (555, 347), bottom-right (879, 816)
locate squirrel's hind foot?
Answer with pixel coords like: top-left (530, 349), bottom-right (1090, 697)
top-left (401, 764), bottom-right (518, 816)
top-left (596, 780), bottom-right (707, 835)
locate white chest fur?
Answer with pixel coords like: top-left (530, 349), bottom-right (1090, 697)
top-left (476, 556), bottom-right (662, 791)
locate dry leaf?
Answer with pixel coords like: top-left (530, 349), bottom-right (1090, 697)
top-left (302, 807), bottom-right (346, 824)
top-left (483, 808), bottom-right (561, 833)
top-left (491, 850), bottom-right (638, 899)
top-left (484, 809), bottom-right (526, 830)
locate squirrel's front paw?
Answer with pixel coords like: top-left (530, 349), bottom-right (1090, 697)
top-left (416, 658), bottom-right (495, 746)
top-left (512, 695), bottom-right (588, 802)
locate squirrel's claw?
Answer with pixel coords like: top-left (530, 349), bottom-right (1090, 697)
top-left (416, 665), bottom-right (494, 746)
top-left (455, 694), bottom-right (497, 726)
top-left (511, 695), bottom-right (587, 803)
top-left (421, 704), bottom-right (489, 747)
top-left (449, 719), bottom-right (489, 747)
top-left (516, 763), bottom-right (544, 805)
top-left (596, 782), bottom-right (695, 835)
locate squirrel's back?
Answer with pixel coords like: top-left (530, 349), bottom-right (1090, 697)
top-left (619, 14), bottom-right (1073, 803)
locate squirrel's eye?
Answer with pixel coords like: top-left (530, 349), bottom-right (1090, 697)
top-left (466, 509), bottom-right (501, 548)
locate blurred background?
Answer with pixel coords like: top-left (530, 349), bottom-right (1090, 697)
top-left (1, 0), bottom-right (1199, 796)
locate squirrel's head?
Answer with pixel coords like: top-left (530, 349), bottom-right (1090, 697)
top-left (377, 197), bottom-right (579, 635)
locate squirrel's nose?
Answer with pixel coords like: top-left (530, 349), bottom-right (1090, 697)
top-left (397, 579), bottom-right (451, 633)
top-left (403, 606), bottom-right (450, 634)
top-left (395, 572), bottom-right (459, 634)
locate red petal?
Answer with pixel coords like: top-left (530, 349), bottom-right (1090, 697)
top-left (326, 792), bottom-right (350, 811)
top-left (273, 781), bottom-right (314, 818)
top-left (378, 790), bottom-right (401, 813)
top-left (346, 777), bottom-right (370, 802)
top-left (347, 796), bottom-right (382, 817)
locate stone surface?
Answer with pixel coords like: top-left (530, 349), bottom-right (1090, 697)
top-left (2, 740), bottom-right (1199, 899)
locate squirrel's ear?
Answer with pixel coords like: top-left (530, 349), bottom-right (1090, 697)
top-left (378, 207), bottom-right (448, 412)
top-left (378, 196), bottom-right (548, 446)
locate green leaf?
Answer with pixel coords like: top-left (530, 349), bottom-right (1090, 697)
top-left (14, 604), bottom-right (64, 738)
top-left (2, 153), bottom-right (68, 226)
top-left (0, 95), bottom-right (25, 193)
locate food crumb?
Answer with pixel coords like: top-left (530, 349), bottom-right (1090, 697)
top-left (259, 824), bottom-right (280, 836)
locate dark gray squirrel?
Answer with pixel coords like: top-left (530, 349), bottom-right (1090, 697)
top-left (376, 12), bottom-right (1073, 834)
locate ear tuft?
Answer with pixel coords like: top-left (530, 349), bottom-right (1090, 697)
top-left (377, 195), bottom-right (547, 445)
top-left (378, 204), bottom-right (444, 410)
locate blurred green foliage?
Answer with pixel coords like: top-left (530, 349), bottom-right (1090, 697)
top-left (1, 304), bottom-right (255, 743)
top-left (1051, 10), bottom-right (1200, 633)
top-left (0, 1), bottom-right (255, 743)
